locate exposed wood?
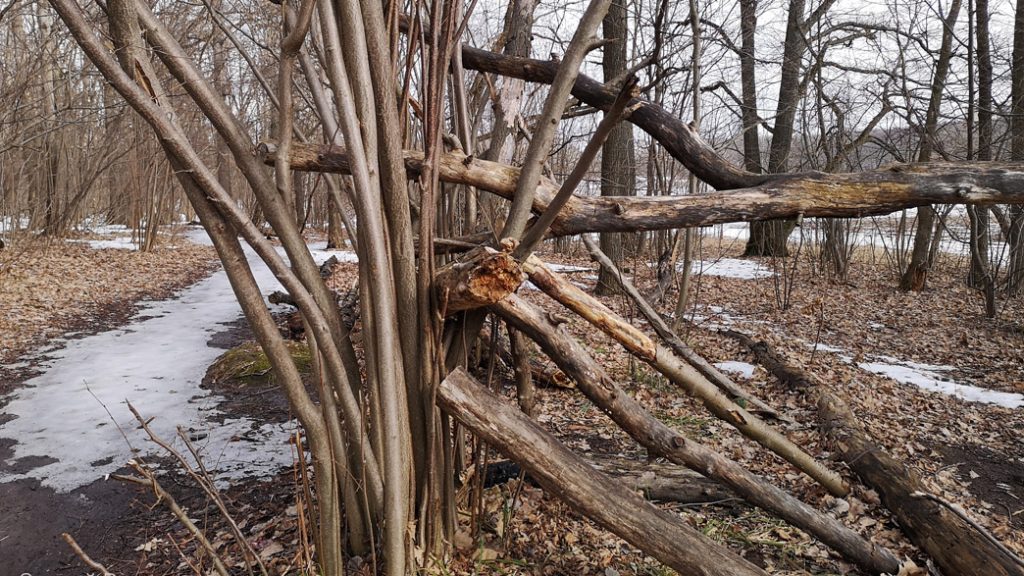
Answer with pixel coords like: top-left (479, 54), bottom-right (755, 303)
top-left (521, 256), bottom-right (849, 497)
top-left (581, 235), bottom-right (783, 419)
top-left (438, 367), bottom-right (769, 576)
top-left (726, 329), bottom-right (1024, 576)
top-left (260, 141), bottom-right (1024, 237)
top-left (491, 294), bottom-right (900, 575)
top-left (434, 246), bottom-right (524, 315)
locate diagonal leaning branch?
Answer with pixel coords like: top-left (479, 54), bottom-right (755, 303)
top-left (520, 255), bottom-right (850, 497)
top-left (489, 294), bottom-right (901, 575)
top-left (259, 141), bottom-right (1024, 237)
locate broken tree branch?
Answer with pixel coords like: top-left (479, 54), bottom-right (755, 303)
top-left (434, 245), bottom-right (525, 314)
top-left (521, 256), bottom-right (849, 497)
top-left (260, 141), bottom-right (1024, 237)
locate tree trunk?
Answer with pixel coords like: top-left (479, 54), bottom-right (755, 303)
top-left (1008, 0), bottom-right (1024, 294)
top-left (596, 0), bottom-right (636, 295)
top-left (900, 0), bottom-right (962, 291)
top-left (744, 0), bottom-right (808, 257)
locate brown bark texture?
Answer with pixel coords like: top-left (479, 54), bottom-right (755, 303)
top-left (438, 367), bottom-right (769, 576)
top-left (261, 142), bottom-right (1024, 237)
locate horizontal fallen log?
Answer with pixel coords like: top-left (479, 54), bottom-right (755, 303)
top-left (521, 256), bottom-right (849, 497)
top-left (491, 294), bottom-right (900, 575)
top-left (820, 394), bottom-right (1024, 576)
top-left (438, 367), bottom-right (768, 576)
top-left (724, 330), bottom-right (1024, 576)
top-left (259, 141), bottom-right (1024, 237)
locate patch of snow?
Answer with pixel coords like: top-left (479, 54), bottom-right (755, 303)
top-left (714, 361), bottom-right (756, 379)
top-left (72, 237), bottom-right (139, 251)
top-left (805, 341), bottom-right (846, 354)
top-left (0, 228), bottom-right (342, 493)
top-left (689, 258), bottom-right (774, 280)
top-left (544, 263), bottom-right (592, 273)
top-left (858, 358), bottom-right (1024, 409)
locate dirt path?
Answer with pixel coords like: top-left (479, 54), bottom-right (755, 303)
top-left (0, 231), bottom-right (353, 575)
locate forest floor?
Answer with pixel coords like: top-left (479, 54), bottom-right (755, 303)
top-left (1, 225), bottom-right (1022, 576)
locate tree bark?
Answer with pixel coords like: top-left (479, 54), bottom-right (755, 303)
top-left (596, 0), bottom-right (636, 295)
top-left (438, 368), bottom-right (769, 576)
top-left (491, 294), bottom-right (900, 575)
top-left (262, 142), bottom-right (1024, 237)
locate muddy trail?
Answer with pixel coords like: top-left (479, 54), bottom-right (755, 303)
top-left (0, 231), bottom-right (351, 575)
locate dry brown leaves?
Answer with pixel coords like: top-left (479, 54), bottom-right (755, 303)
top-left (0, 231), bottom-right (218, 366)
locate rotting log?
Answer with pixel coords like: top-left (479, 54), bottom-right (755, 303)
top-left (434, 245), bottom-right (524, 315)
top-left (491, 294), bottom-right (901, 575)
top-left (438, 367), bottom-right (769, 576)
top-left (588, 456), bottom-right (737, 505)
top-left (478, 324), bottom-right (574, 388)
top-left (725, 330), bottom-right (1024, 576)
top-left (820, 395), bottom-right (1024, 576)
top-left (260, 141), bottom-right (1024, 237)
top-left (521, 256), bottom-right (849, 497)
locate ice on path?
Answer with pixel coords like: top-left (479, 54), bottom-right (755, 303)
top-left (0, 229), bottom-right (358, 492)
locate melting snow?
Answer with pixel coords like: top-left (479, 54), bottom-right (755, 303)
top-left (714, 361), bottom-right (756, 379)
top-left (688, 258), bottom-right (774, 280)
top-left (0, 228), bottom-right (354, 492)
top-left (71, 237), bottom-right (139, 251)
top-left (858, 356), bottom-right (1024, 409)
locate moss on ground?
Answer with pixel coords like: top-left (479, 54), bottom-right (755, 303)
top-left (208, 339), bottom-right (312, 385)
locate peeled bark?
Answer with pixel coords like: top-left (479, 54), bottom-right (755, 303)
top-left (261, 142), bottom-right (1024, 237)
top-left (438, 367), bottom-right (769, 576)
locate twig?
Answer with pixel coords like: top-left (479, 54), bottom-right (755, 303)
top-left (61, 532), bottom-right (115, 576)
top-left (116, 461), bottom-right (232, 576)
top-left (124, 401), bottom-right (267, 576)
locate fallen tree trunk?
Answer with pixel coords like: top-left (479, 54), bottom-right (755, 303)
top-left (725, 330), bottom-right (1024, 576)
top-left (438, 367), bottom-right (769, 576)
top-left (587, 456), bottom-right (737, 505)
top-left (260, 141), bottom-right (1024, 237)
top-left (581, 235), bottom-right (783, 419)
top-left (521, 256), bottom-right (849, 497)
top-left (819, 394), bottom-right (1024, 576)
top-left (491, 294), bottom-right (900, 575)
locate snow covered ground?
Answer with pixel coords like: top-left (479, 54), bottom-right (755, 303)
top-left (0, 228), bottom-right (358, 493)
